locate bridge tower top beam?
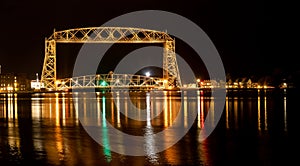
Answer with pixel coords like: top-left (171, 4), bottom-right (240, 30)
top-left (49, 27), bottom-right (173, 43)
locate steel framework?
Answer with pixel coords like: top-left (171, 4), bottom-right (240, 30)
top-left (56, 73), bottom-right (164, 90)
top-left (41, 27), bottom-right (181, 90)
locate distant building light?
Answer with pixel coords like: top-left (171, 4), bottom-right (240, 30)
top-left (7, 86), bottom-right (13, 91)
top-left (31, 80), bottom-right (44, 90)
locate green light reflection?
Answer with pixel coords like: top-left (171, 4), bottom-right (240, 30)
top-left (102, 96), bottom-right (112, 162)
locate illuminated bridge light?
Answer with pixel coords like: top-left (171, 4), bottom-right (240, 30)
top-left (99, 80), bottom-right (108, 87)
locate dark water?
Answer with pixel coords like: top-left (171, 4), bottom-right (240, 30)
top-left (0, 89), bottom-right (298, 165)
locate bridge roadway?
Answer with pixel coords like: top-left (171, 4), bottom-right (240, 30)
top-left (54, 73), bottom-right (167, 91)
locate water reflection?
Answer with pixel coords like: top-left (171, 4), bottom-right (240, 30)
top-left (224, 89), bottom-right (289, 132)
top-left (258, 90), bottom-right (268, 132)
top-left (264, 94), bottom-right (268, 131)
top-left (144, 93), bottom-right (158, 164)
top-left (284, 95), bottom-right (287, 132)
top-left (225, 96), bottom-right (229, 129)
top-left (0, 89), bottom-right (290, 165)
top-left (101, 96), bottom-right (112, 162)
top-left (258, 92), bottom-right (261, 131)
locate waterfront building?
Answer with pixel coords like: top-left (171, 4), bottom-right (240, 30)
top-left (0, 73), bottom-right (31, 92)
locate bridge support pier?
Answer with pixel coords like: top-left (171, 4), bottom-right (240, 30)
top-left (41, 39), bottom-right (57, 90)
top-left (163, 40), bottom-right (181, 88)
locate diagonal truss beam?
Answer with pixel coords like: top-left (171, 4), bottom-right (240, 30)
top-left (49, 27), bottom-right (173, 43)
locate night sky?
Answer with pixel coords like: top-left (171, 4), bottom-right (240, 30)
top-left (0, 0), bottom-right (295, 84)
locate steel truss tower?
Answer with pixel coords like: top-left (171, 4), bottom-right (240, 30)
top-left (41, 27), bottom-right (181, 90)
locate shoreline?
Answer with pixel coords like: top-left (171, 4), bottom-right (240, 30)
top-left (0, 87), bottom-right (291, 95)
